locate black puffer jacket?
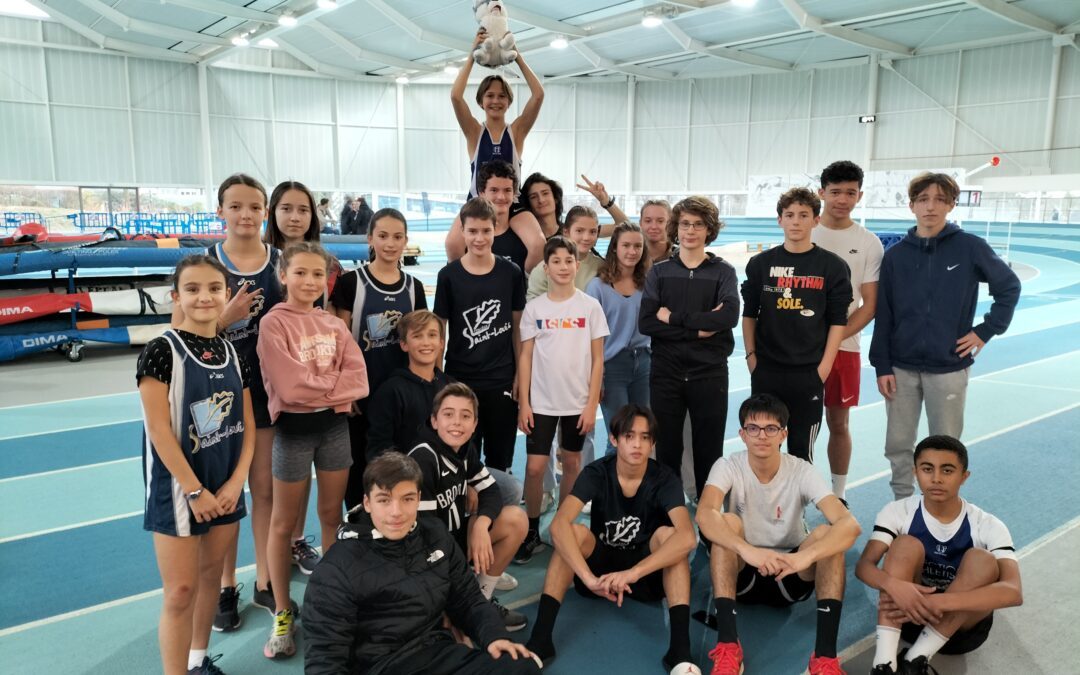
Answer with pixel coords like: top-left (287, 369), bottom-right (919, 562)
top-left (303, 512), bottom-right (509, 674)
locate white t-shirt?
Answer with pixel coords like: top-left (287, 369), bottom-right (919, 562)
top-left (870, 496), bottom-right (1016, 589)
top-left (520, 289), bottom-right (609, 416)
top-left (705, 451), bottom-right (832, 552)
top-left (811, 223), bottom-right (883, 352)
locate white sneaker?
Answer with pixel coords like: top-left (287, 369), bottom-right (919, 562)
top-left (670, 663), bottom-right (702, 675)
top-left (582, 500), bottom-right (592, 515)
top-left (540, 489), bottom-right (556, 514)
top-left (496, 571), bottom-right (518, 591)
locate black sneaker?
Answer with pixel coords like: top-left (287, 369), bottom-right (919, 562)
top-left (252, 581), bottom-right (300, 617)
top-left (291, 536), bottom-right (321, 575)
top-left (491, 597), bottom-right (527, 632)
top-left (513, 530), bottom-right (546, 565)
top-left (870, 664), bottom-right (897, 675)
top-left (211, 584), bottom-right (242, 632)
top-left (187, 653), bottom-right (226, 674)
top-left (898, 653), bottom-right (938, 675)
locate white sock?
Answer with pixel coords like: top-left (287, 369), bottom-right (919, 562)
top-left (906, 625), bottom-right (949, 661)
top-left (872, 626), bottom-right (901, 669)
top-left (188, 648), bottom-right (207, 670)
top-left (831, 473), bottom-right (847, 499)
top-left (477, 573), bottom-right (499, 600)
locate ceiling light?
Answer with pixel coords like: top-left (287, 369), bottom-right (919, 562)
top-left (278, 14), bottom-right (297, 27)
top-left (317, 0), bottom-right (338, 9)
top-left (641, 10), bottom-right (663, 28)
top-left (231, 35), bottom-right (249, 47)
top-left (395, 75), bottom-right (409, 84)
top-left (257, 38), bottom-right (278, 48)
top-left (0, 0), bottom-right (49, 18)
top-left (549, 35), bottom-right (568, 49)
top-left (444, 64), bottom-right (460, 75)
top-left (731, 0), bottom-right (758, 7)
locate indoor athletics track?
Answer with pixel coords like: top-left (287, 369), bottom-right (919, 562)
top-left (1, 221), bottom-right (1077, 674)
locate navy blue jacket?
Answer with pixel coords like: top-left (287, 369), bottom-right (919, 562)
top-left (869, 224), bottom-right (1020, 376)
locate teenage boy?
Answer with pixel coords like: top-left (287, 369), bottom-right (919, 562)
top-left (408, 383), bottom-right (530, 632)
top-left (526, 206), bottom-right (604, 300)
top-left (742, 187), bottom-right (853, 463)
top-left (303, 452), bottom-right (540, 675)
top-left (870, 173), bottom-right (1020, 499)
top-left (812, 161), bottom-right (885, 500)
top-left (856, 435), bottom-right (1022, 674)
top-left (479, 160), bottom-right (545, 274)
top-left (516, 237), bottom-right (609, 563)
top-left (525, 404), bottom-right (700, 675)
top-left (639, 196), bottom-right (739, 499)
top-left (696, 394), bottom-right (861, 675)
top-left (434, 197), bottom-right (526, 474)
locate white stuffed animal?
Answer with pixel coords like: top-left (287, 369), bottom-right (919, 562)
top-left (472, 0), bottom-right (518, 68)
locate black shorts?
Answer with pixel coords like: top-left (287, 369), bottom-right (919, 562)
top-left (249, 381), bottom-right (273, 429)
top-left (735, 549), bottom-right (815, 607)
top-left (525, 413), bottom-right (585, 455)
top-left (901, 612), bottom-right (993, 655)
top-left (573, 542), bottom-right (664, 603)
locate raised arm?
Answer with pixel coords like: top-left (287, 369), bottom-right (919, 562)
top-left (576, 175), bottom-right (630, 234)
top-left (510, 53), bottom-right (544, 147)
top-left (451, 31), bottom-right (486, 146)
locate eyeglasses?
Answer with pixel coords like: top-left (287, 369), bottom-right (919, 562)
top-left (742, 424), bottom-right (784, 437)
top-left (677, 220), bottom-right (707, 231)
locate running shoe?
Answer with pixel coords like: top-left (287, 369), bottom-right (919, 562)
top-left (871, 664), bottom-right (897, 675)
top-left (491, 597), bottom-right (528, 632)
top-left (809, 653), bottom-right (846, 675)
top-left (540, 489), bottom-right (556, 514)
top-left (263, 609), bottom-right (296, 659)
top-left (668, 663), bottom-right (703, 675)
top-left (211, 584), bottom-right (242, 633)
top-left (898, 655), bottom-right (938, 675)
top-left (291, 536), bottom-right (321, 575)
top-left (495, 571), bottom-right (519, 591)
top-left (708, 641), bottom-right (744, 675)
top-left (582, 500), bottom-right (592, 515)
top-left (252, 581), bottom-right (299, 617)
top-left (513, 530), bottom-right (546, 565)
top-left (187, 654), bottom-right (226, 675)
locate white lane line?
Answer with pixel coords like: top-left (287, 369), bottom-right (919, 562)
top-left (977, 379), bottom-right (1080, 394)
top-left (0, 418), bottom-right (141, 442)
top-left (0, 457), bottom-right (140, 484)
top-left (0, 511), bottom-right (142, 545)
top-left (0, 390), bottom-right (137, 410)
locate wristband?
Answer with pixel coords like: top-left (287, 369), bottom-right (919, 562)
top-left (603, 196), bottom-right (616, 209)
top-left (185, 486), bottom-right (204, 502)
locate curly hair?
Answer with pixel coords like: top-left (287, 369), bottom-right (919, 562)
top-left (666, 196), bottom-right (722, 245)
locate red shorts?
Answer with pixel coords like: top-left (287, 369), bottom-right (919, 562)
top-left (823, 350), bottom-right (861, 408)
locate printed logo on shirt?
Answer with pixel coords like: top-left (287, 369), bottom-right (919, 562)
top-left (947, 264), bottom-right (960, 271)
top-left (363, 310), bottom-right (404, 351)
top-left (935, 543), bottom-right (948, 555)
top-left (849, 249), bottom-right (859, 255)
top-left (462, 299), bottom-right (511, 349)
top-left (187, 391), bottom-right (243, 453)
top-left (535, 317), bottom-right (587, 330)
top-left (601, 516), bottom-right (642, 548)
top-left (427, 549), bottom-right (445, 564)
top-left (763, 266), bottom-right (825, 311)
top-left (775, 505), bottom-right (783, 521)
top-left (298, 332), bottom-right (338, 367)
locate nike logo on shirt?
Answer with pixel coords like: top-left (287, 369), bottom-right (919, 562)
top-left (947, 264), bottom-right (959, 271)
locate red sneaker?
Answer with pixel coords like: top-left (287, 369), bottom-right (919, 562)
top-left (809, 653), bottom-right (846, 675)
top-left (708, 641), bottom-right (744, 675)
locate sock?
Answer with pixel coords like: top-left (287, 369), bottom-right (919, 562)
top-left (815, 599), bottom-right (843, 658)
top-left (477, 573), bottom-right (499, 600)
top-left (526, 593), bottom-right (562, 659)
top-left (872, 626), bottom-right (902, 669)
top-left (906, 624), bottom-right (949, 662)
top-left (528, 517), bottom-right (540, 535)
top-left (713, 597), bottom-right (738, 643)
top-left (831, 473), bottom-right (847, 499)
top-left (664, 604), bottom-right (692, 666)
top-left (187, 649), bottom-right (207, 670)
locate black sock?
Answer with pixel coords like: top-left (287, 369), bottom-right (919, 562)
top-left (664, 604), bottom-right (692, 667)
top-left (815, 599), bottom-right (843, 658)
top-left (713, 597), bottom-right (738, 643)
top-left (526, 594), bottom-right (561, 660)
top-left (528, 517), bottom-right (540, 535)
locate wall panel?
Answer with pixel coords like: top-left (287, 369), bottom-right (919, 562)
top-left (0, 102), bottom-right (51, 181)
top-left (132, 111), bottom-right (200, 185)
top-left (209, 117), bottom-right (273, 187)
top-left (339, 126), bottom-right (398, 192)
top-left (0, 44), bottom-right (46, 102)
top-left (52, 106), bottom-right (133, 183)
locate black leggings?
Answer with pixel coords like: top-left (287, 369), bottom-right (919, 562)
top-left (750, 368), bottom-right (824, 463)
top-left (650, 370), bottom-right (729, 498)
top-left (343, 413), bottom-right (369, 518)
top-left (471, 386), bottom-right (519, 472)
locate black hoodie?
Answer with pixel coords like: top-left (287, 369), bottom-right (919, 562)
top-left (366, 367), bottom-right (454, 459)
top-left (303, 511), bottom-right (510, 675)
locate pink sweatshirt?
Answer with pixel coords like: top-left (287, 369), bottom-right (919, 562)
top-left (257, 303), bottom-right (369, 423)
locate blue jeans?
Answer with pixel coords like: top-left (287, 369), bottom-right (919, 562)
top-left (600, 347), bottom-right (651, 455)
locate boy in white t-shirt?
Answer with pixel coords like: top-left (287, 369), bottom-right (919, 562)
top-left (516, 236), bottom-right (609, 563)
top-left (696, 394), bottom-right (861, 675)
top-left (812, 160), bottom-right (884, 503)
top-left (855, 435), bottom-right (1022, 675)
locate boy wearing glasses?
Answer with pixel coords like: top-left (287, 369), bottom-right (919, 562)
top-left (696, 394), bottom-right (860, 675)
top-left (639, 196), bottom-right (740, 500)
top-left (742, 187), bottom-right (853, 463)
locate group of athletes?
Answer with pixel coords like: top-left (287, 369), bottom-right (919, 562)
top-left (139, 46), bottom-right (1025, 675)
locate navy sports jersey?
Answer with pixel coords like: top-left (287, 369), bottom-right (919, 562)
top-left (142, 330), bottom-right (247, 536)
top-left (207, 242), bottom-right (282, 384)
top-left (469, 125), bottom-right (520, 199)
top-left (870, 496), bottom-right (1016, 590)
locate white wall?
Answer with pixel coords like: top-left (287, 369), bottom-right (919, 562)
top-left (1, 14), bottom-right (1077, 198)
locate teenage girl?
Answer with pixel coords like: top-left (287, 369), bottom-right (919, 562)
top-left (140, 255), bottom-right (254, 675)
top-left (586, 223), bottom-right (652, 455)
top-left (328, 208), bottom-right (427, 513)
top-left (444, 29), bottom-right (546, 264)
top-left (203, 174), bottom-right (286, 630)
top-left (264, 180), bottom-right (344, 301)
top-left (257, 242), bottom-right (368, 659)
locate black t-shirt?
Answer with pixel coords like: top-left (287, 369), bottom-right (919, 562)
top-left (571, 455), bottom-right (686, 550)
top-left (741, 244), bottom-right (852, 370)
top-left (491, 227), bottom-right (528, 276)
top-left (136, 329), bottom-right (251, 387)
top-left (433, 257), bottom-right (525, 391)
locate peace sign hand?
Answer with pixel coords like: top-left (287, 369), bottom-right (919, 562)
top-left (576, 174), bottom-right (610, 206)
